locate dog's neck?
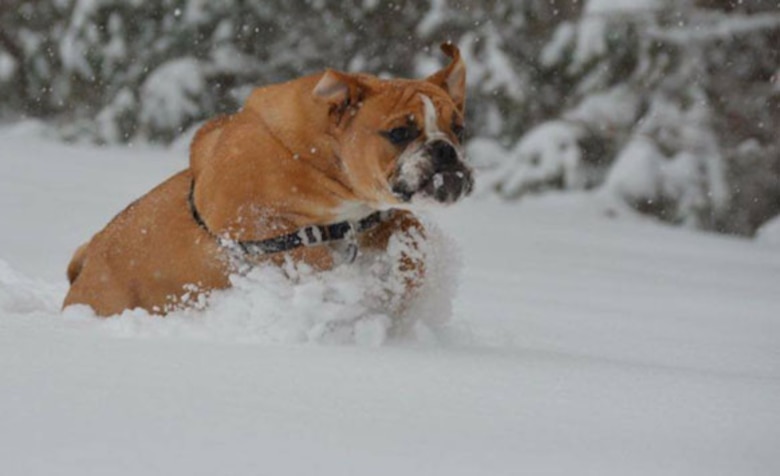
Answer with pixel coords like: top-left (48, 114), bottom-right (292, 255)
top-left (244, 75), bottom-right (344, 178)
top-left (188, 178), bottom-right (388, 262)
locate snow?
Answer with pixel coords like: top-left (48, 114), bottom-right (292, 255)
top-left (95, 87), bottom-right (136, 142)
top-left (0, 51), bottom-right (17, 81)
top-left (1, 124), bottom-right (779, 475)
top-left (476, 80), bottom-right (729, 227)
top-left (564, 85), bottom-right (640, 134)
top-left (416, 0), bottom-right (448, 37)
top-left (459, 27), bottom-right (525, 101)
top-left (488, 120), bottom-right (588, 198)
top-left (571, 14), bottom-right (608, 72)
top-left (72, 222), bottom-right (457, 347)
top-left (649, 12), bottom-right (780, 44)
top-left (600, 91), bottom-right (728, 226)
top-left (140, 58), bottom-right (205, 133)
top-left (603, 136), bottom-right (664, 202)
top-left (757, 215), bottom-right (780, 246)
top-left (586, 0), bottom-right (665, 15)
top-left (556, 0), bottom-right (667, 74)
top-left (540, 21), bottom-right (576, 68)
top-left (59, 0), bottom-right (100, 78)
top-left (773, 69), bottom-right (780, 92)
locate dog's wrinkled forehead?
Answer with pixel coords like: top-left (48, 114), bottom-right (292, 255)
top-left (383, 87), bottom-right (461, 142)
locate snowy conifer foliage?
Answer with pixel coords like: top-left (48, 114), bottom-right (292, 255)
top-left (0, 0), bottom-right (778, 234)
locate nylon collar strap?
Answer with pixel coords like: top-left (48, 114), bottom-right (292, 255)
top-left (188, 180), bottom-right (388, 257)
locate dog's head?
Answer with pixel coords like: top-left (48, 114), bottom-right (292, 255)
top-left (313, 43), bottom-right (474, 207)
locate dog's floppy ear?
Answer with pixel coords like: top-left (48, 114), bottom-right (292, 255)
top-left (426, 42), bottom-right (466, 113)
top-left (313, 69), bottom-right (366, 123)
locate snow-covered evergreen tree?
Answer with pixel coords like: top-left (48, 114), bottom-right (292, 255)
top-left (469, 0), bottom-right (780, 234)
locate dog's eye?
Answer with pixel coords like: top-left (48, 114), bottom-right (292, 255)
top-left (452, 123), bottom-right (465, 143)
top-left (382, 126), bottom-right (420, 146)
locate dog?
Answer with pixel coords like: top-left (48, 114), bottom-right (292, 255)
top-left (63, 43), bottom-right (473, 317)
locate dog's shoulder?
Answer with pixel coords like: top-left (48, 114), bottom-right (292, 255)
top-left (190, 115), bottom-right (233, 177)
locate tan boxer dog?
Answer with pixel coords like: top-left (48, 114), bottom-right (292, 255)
top-left (63, 43), bottom-right (473, 317)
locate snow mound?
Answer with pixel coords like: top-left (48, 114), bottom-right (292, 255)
top-left (0, 260), bottom-right (64, 316)
top-left (757, 215), bottom-right (780, 246)
top-left (63, 220), bottom-right (460, 346)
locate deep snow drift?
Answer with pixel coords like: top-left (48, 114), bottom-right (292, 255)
top-left (1, 123), bottom-right (779, 475)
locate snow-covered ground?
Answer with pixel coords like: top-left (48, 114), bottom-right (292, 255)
top-left (1, 123), bottom-right (779, 475)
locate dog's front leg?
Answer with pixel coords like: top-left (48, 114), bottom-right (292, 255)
top-left (359, 210), bottom-right (427, 311)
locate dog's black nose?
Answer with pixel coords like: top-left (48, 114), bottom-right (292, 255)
top-left (429, 140), bottom-right (459, 170)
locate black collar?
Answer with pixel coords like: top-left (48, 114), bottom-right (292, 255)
top-left (188, 180), bottom-right (388, 257)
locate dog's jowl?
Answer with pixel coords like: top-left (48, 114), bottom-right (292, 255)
top-left (63, 44), bottom-right (473, 317)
